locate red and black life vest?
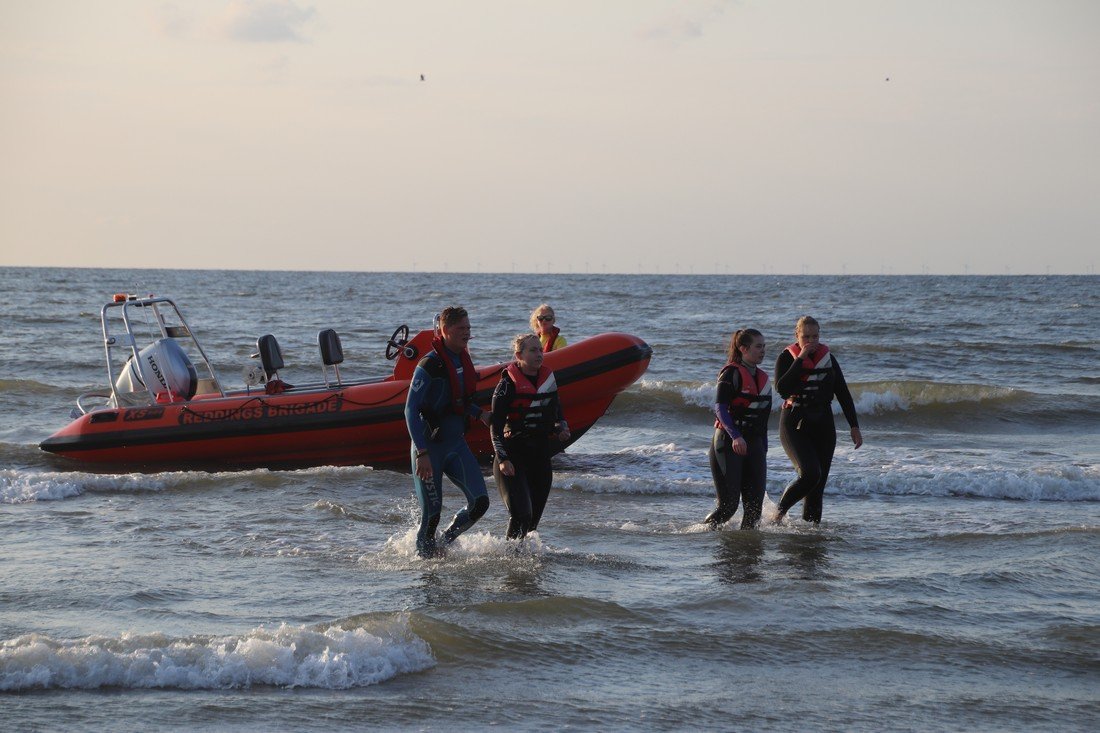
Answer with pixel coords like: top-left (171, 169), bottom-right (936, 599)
top-left (540, 326), bottom-right (562, 353)
top-left (783, 342), bottom-right (833, 409)
top-left (715, 362), bottom-right (772, 435)
top-left (430, 337), bottom-right (478, 415)
top-left (504, 362), bottom-right (558, 438)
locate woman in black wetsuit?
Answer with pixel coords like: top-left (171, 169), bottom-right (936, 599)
top-left (491, 334), bottom-right (570, 540)
top-left (774, 316), bottom-right (862, 524)
top-left (705, 328), bottom-right (772, 530)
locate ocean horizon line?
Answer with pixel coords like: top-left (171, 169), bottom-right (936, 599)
top-left (0, 265), bottom-right (1095, 278)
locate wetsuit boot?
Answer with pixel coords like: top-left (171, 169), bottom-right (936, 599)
top-left (417, 513), bottom-right (442, 558)
top-left (441, 495), bottom-right (490, 546)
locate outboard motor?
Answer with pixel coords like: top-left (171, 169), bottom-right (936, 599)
top-left (114, 338), bottom-right (198, 402)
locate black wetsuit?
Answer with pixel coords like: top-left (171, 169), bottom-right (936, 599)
top-left (707, 364), bottom-right (769, 529)
top-left (490, 369), bottom-right (565, 539)
top-left (774, 348), bottom-right (859, 523)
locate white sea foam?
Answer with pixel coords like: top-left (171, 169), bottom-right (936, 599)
top-left (619, 496), bottom-right (785, 534)
top-left (561, 442), bottom-right (714, 495)
top-left (0, 469), bottom-right (179, 504)
top-left (836, 460), bottom-right (1100, 502)
top-left (291, 464), bottom-right (377, 478)
top-left (446, 529), bottom-right (547, 559)
top-left (0, 618), bottom-right (434, 691)
top-left (560, 445), bottom-right (1100, 502)
top-left (611, 442), bottom-right (686, 458)
top-left (851, 390), bottom-right (910, 414)
top-left (562, 474), bottom-right (713, 496)
top-left (378, 526), bottom-right (548, 563)
top-left (637, 379), bottom-right (713, 409)
top-left (0, 464), bottom-right (378, 504)
top-left (675, 382), bottom-right (715, 409)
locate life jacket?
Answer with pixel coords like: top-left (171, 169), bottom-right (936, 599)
top-left (783, 342), bottom-right (833, 410)
top-left (504, 362), bottom-right (558, 438)
top-left (540, 326), bottom-right (562, 353)
top-left (428, 337), bottom-right (478, 415)
top-left (715, 362), bottom-right (772, 435)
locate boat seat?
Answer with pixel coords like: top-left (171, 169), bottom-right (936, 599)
top-left (254, 334), bottom-right (285, 381)
top-left (318, 328), bottom-right (344, 387)
top-left (194, 377), bottom-right (221, 396)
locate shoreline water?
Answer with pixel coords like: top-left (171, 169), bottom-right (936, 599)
top-left (1, 268), bottom-right (1097, 731)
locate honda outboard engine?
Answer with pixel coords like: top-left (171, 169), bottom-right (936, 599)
top-left (114, 338), bottom-right (198, 402)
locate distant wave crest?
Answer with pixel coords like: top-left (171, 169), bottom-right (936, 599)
top-left (0, 616), bottom-right (433, 691)
top-left (630, 379), bottom-right (1049, 418)
top-left (847, 380), bottom-right (1017, 415)
top-left (0, 378), bottom-right (74, 396)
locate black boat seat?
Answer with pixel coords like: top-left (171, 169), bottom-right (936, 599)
top-left (318, 329), bottom-right (343, 386)
top-left (253, 334), bottom-right (284, 380)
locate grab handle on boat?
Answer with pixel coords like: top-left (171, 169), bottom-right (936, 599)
top-left (74, 391), bottom-right (113, 417)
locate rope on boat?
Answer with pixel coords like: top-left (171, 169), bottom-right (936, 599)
top-left (177, 395), bottom-right (268, 422)
top-left (176, 385), bottom-right (411, 422)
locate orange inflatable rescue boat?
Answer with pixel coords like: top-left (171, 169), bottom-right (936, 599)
top-left (40, 294), bottom-right (652, 469)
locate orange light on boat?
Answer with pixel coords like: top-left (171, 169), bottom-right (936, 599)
top-left (113, 293), bottom-right (128, 302)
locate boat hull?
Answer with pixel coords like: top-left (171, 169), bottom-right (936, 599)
top-left (40, 333), bottom-right (651, 469)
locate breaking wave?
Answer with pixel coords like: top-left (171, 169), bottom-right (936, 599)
top-left (556, 444), bottom-right (1099, 502)
top-left (623, 379), bottom-right (1096, 423)
top-left (0, 465), bottom-right (376, 504)
top-left (834, 460), bottom-right (1100, 502)
top-left (0, 615), bottom-right (433, 691)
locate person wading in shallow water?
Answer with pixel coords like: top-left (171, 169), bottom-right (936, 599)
top-left (491, 333), bottom-right (570, 541)
top-left (704, 328), bottom-right (771, 530)
top-left (773, 315), bottom-right (862, 525)
top-left (404, 307), bottom-right (491, 558)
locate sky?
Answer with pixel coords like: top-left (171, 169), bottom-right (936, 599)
top-left (1, 0), bottom-right (1098, 274)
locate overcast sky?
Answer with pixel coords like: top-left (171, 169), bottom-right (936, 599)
top-left (2, 1), bottom-right (1097, 274)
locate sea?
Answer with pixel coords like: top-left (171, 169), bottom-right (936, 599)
top-left (1, 267), bottom-right (1097, 732)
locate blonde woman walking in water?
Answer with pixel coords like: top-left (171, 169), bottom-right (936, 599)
top-left (773, 316), bottom-right (862, 524)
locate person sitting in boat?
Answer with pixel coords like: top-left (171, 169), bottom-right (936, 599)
top-left (491, 333), bottom-right (570, 541)
top-left (404, 306), bottom-right (492, 558)
top-left (530, 304), bottom-right (567, 353)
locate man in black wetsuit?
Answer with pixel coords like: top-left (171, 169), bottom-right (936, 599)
top-left (774, 316), bottom-right (862, 524)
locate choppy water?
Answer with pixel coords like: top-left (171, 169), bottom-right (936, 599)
top-left (2, 268), bottom-right (1098, 732)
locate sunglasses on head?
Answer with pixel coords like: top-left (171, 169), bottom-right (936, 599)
top-left (537, 315), bottom-right (554, 321)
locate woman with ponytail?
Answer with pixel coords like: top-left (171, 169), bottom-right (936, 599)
top-left (704, 328), bottom-right (772, 529)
